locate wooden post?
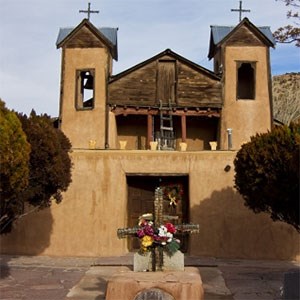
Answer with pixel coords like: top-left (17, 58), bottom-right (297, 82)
top-left (117, 185), bottom-right (200, 272)
top-left (147, 114), bottom-right (153, 149)
top-left (154, 187), bottom-right (164, 271)
top-left (181, 114), bottom-right (187, 142)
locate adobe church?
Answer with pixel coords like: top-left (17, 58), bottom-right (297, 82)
top-left (1, 11), bottom-right (299, 260)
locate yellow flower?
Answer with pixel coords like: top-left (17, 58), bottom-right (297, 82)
top-left (141, 235), bottom-right (153, 250)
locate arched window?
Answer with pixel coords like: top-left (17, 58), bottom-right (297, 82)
top-left (237, 62), bottom-right (255, 100)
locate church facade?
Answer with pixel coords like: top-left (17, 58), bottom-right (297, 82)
top-left (1, 17), bottom-right (299, 260)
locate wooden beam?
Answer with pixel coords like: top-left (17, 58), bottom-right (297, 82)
top-left (181, 114), bottom-right (187, 142)
top-left (147, 114), bottom-right (153, 149)
top-left (111, 106), bottom-right (220, 117)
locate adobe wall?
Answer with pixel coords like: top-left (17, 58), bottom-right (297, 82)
top-left (1, 150), bottom-right (299, 261)
top-left (60, 48), bottom-right (109, 149)
top-left (220, 46), bottom-right (272, 149)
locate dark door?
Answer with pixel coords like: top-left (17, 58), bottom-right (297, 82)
top-left (127, 175), bottom-right (189, 252)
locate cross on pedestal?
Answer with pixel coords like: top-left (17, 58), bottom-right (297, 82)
top-left (79, 2), bottom-right (99, 20)
top-left (231, 1), bottom-right (250, 22)
top-left (154, 187), bottom-right (164, 226)
top-left (117, 186), bottom-right (200, 271)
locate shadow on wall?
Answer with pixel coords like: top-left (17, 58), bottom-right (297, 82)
top-left (191, 187), bottom-right (300, 260)
top-left (0, 207), bottom-right (53, 278)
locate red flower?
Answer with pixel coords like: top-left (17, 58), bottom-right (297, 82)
top-left (165, 223), bottom-right (176, 234)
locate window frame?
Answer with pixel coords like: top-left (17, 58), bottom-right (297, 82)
top-left (236, 61), bottom-right (256, 100)
top-left (75, 69), bottom-right (95, 110)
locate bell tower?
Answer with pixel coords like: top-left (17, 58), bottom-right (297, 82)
top-left (209, 18), bottom-right (275, 149)
top-left (56, 18), bottom-right (118, 149)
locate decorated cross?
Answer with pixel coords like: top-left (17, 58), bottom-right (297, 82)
top-left (79, 2), bottom-right (99, 20)
top-left (117, 186), bottom-right (200, 271)
top-left (231, 1), bottom-right (250, 22)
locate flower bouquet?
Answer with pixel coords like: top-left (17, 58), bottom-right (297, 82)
top-left (136, 219), bottom-right (180, 256)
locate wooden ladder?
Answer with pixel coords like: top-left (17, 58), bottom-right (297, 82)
top-left (159, 100), bottom-right (175, 150)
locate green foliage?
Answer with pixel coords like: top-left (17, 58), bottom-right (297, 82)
top-left (18, 111), bottom-right (72, 208)
top-left (234, 122), bottom-right (300, 231)
top-left (165, 240), bottom-right (181, 257)
top-left (0, 102), bottom-right (72, 234)
top-left (0, 100), bottom-right (31, 233)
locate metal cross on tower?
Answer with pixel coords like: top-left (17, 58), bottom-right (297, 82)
top-left (79, 2), bottom-right (99, 20)
top-left (231, 1), bottom-right (250, 22)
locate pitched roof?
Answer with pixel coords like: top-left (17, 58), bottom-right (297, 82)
top-left (56, 19), bottom-right (118, 60)
top-left (208, 18), bottom-right (275, 59)
top-left (110, 48), bottom-right (220, 83)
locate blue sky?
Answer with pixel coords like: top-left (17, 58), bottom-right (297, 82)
top-left (1, 0), bottom-right (299, 117)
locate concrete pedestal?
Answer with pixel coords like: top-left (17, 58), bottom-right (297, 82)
top-left (106, 267), bottom-right (204, 300)
top-left (134, 251), bottom-right (184, 272)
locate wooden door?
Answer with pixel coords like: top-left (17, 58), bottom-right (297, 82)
top-left (127, 176), bottom-right (189, 252)
top-left (157, 60), bottom-right (176, 105)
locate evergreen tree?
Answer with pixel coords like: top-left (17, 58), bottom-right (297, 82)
top-left (0, 104), bottom-right (72, 234)
top-left (234, 122), bottom-right (300, 231)
top-left (18, 111), bottom-right (72, 208)
top-left (0, 100), bottom-right (30, 233)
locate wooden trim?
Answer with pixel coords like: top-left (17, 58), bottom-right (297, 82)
top-left (236, 61), bottom-right (256, 100)
top-left (75, 68), bottom-right (95, 110)
top-left (147, 114), bottom-right (153, 149)
top-left (109, 49), bottom-right (220, 84)
top-left (215, 18), bottom-right (275, 49)
top-left (126, 173), bottom-right (189, 177)
top-left (110, 106), bottom-right (220, 117)
top-left (181, 115), bottom-right (187, 142)
top-left (266, 49), bottom-right (274, 128)
top-left (58, 48), bottom-right (66, 128)
top-left (57, 19), bottom-right (115, 54)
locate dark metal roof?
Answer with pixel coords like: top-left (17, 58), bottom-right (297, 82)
top-left (208, 18), bottom-right (276, 59)
top-left (210, 25), bottom-right (276, 45)
top-left (56, 26), bottom-right (118, 48)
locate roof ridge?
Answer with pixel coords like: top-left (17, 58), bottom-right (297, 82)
top-left (59, 26), bottom-right (118, 30)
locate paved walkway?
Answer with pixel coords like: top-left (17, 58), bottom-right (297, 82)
top-left (0, 254), bottom-right (298, 300)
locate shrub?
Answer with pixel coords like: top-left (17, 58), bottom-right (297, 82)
top-left (234, 122), bottom-right (300, 231)
top-left (0, 100), bottom-right (30, 233)
top-left (18, 111), bottom-right (72, 208)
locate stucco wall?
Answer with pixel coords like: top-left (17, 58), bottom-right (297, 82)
top-left (1, 150), bottom-right (299, 260)
top-left (60, 48), bottom-right (109, 149)
top-left (220, 46), bottom-right (272, 149)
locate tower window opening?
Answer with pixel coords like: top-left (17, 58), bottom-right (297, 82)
top-left (237, 62), bottom-right (255, 100)
top-left (76, 70), bottom-right (95, 109)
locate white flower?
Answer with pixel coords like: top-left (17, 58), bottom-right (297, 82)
top-left (166, 232), bottom-right (173, 242)
top-left (158, 225), bottom-right (167, 237)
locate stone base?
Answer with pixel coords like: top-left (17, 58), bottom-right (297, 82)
top-left (105, 267), bottom-right (204, 300)
top-left (134, 251), bottom-right (184, 272)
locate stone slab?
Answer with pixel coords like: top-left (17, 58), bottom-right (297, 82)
top-left (283, 269), bottom-right (300, 300)
top-left (133, 251), bottom-right (184, 272)
top-left (105, 267), bottom-right (204, 300)
top-left (134, 252), bottom-right (151, 272)
top-left (163, 251), bottom-right (184, 271)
